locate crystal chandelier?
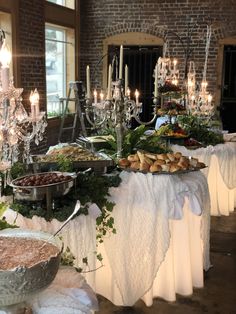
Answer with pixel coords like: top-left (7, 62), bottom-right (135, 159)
top-left (0, 29), bottom-right (47, 165)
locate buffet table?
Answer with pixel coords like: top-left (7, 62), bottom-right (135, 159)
top-left (4, 170), bottom-right (211, 307)
top-left (172, 142), bottom-right (236, 216)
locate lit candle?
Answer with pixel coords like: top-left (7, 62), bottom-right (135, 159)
top-left (135, 89), bottom-right (139, 105)
top-left (154, 63), bottom-right (158, 97)
top-left (94, 89), bottom-right (97, 104)
top-left (107, 64), bottom-right (112, 100)
top-left (119, 45), bottom-right (123, 79)
top-left (86, 65), bottom-right (91, 99)
top-left (0, 39), bottom-right (11, 92)
top-left (127, 87), bottom-right (131, 99)
top-left (100, 90), bottom-right (104, 102)
top-left (173, 59), bottom-right (177, 70)
top-left (207, 94), bottom-right (212, 106)
top-left (125, 64), bottom-right (128, 96)
top-left (29, 88), bottom-right (39, 120)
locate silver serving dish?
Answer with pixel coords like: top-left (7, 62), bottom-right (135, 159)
top-left (10, 171), bottom-right (76, 202)
top-left (0, 228), bottom-right (61, 307)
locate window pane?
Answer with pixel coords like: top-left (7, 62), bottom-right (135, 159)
top-left (0, 12), bottom-right (12, 74)
top-left (45, 24), bottom-right (75, 117)
top-left (47, 0), bottom-right (75, 10)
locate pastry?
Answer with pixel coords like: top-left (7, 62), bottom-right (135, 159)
top-left (161, 164), bottom-right (171, 172)
top-left (170, 164), bottom-right (181, 172)
top-left (137, 151), bottom-right (145, 163)
top-left (174, 152), bottom-right (182, 159)
top-left (167, 153), bottom-right (176, 162)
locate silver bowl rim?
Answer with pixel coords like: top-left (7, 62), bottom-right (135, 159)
top-left (0, 228), bottom-right (62, 273)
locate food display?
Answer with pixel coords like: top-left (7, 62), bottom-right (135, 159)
top-left (31, 144), bottom-right (114, 172)
top-left (37, 145), bottom-right (101, 162)
top-left (0, 236), bottom-right (60, 270)
top-left (156, 123), bottom-right (189, 138)
top-left (118, 150), bottom-right (206, 174)
top-left (13, 172), bottom-right (72, 187)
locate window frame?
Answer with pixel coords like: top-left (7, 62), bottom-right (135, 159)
top-left (45, 0), bottom-right (80, 118)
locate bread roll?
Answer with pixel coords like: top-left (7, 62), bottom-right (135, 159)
top-left (127, 154), bottom-right (139, 162)
top-left (177, 160), bottom-right (189, 170)
top-left (156, 153), bottom-right (167, 160)
top-left (170, 164), bottom-right (181, 173)
top-left (161, 164), bottom-right (171, 172)
top-left (137, 151), bottom-right (145, 163)
top-left (144, 156), bottom-right (154, 165)
top-left (174, 152), bottom-right (182, 159)
top-left (130, 161), bottom-right (140, 170)
top-left (154, 159), bottom-right (166, 166)
top-left (140, 161), bottom-right (150, 172)
top-left (167, 153), bottom-right (176, 162)
top-left (144, 153), bottom-right (157, 160)
top-left (150, 164), bottom-right (162, 173)
top-left (118, 158), bottom-right (130, 168)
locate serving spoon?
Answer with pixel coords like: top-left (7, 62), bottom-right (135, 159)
top-left (40, 200), bottom-right (81, 250)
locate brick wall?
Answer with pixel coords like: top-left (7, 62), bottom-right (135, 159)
top-left (18, 0), bottom-right (47, 153)
top-left (80, 0), bottom-right (236, 101)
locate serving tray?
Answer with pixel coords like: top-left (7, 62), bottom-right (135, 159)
top-left (118, 166), bottom-right (206, 175)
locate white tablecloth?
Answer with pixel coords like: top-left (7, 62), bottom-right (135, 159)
top-left (172, 143), bottom-right (236, 216)
top-left (4, 170), bottom-right (210, 307)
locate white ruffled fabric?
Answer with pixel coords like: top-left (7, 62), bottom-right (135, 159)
top-left (29, 267), bottom-right (98, 314)
top-left (172, 143), bottom-right (236, 190)
top-left (103, 170), bottom-right (210, 306)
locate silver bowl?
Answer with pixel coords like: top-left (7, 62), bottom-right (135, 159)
top-left (0, 228), bottom-right (61, 307)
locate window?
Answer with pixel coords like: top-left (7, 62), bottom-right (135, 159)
top-left (45, 24), bottom-right (75, 117)
top-left (0, 11), bottom-right (12, 74)
top-left (47, 0), bottom-right (75, 9)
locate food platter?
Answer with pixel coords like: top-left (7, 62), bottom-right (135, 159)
top-left (30, 151), bottom-right (114, 173)
top-left (118, 166), bottom-right (206, 175)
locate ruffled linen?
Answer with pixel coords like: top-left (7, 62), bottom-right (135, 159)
top-left (103, 170), bottom-right (210, 305)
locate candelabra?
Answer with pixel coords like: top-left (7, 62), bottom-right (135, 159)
top-left (186, 25), bottom-right (214, 120)
top-left (84, 46), bottom-right (159, 158)
top-left (0, 29), bottom-right (47, 166)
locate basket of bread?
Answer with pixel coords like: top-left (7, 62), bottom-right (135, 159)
top-left (118, 151), bottom-right (206, 174)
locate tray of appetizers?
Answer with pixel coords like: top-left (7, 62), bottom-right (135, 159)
top-left (118, 151), bottom-right (206, 175)
top-left (30, 143), bottom-right (114, 172)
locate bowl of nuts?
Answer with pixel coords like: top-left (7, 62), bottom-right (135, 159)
top-left (0, 228), bottom-right (61, 307)
top-left (10, 171), bottom-right (76, 201)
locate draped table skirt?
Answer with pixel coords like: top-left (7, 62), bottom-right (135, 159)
top-left (4, 170), bottom-right (211, 307)
top-left (172, 143), bottom-right (236, 216)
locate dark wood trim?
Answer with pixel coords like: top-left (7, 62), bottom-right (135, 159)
top-left (75, 0), bottom-right (80, 80)
top-left (45, 2), bottom-right (75, 28)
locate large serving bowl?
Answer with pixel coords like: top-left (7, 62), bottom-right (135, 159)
top-left (0, 228), bottom-right (61, 307)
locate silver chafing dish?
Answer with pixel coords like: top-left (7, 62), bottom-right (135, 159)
top-left (10, 171), bottom-right (77, 214)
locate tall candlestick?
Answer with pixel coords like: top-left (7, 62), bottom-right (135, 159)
top-left (135, 89), bottom-right (139, 105)
top-left (154, 63), bottom-right (158, 97)
top-left (29, 88), bottom-right (39, 120)
top-left (119, 45), bottom-right (123, 79)
top-left (86, 65), bottom-right (91, 99)
top-left (94, 89), bottom-right (97, 104)
top-left (107, 64), bottom-right (112, 100)
top-left (125, 64), bottom-right (128, 96)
